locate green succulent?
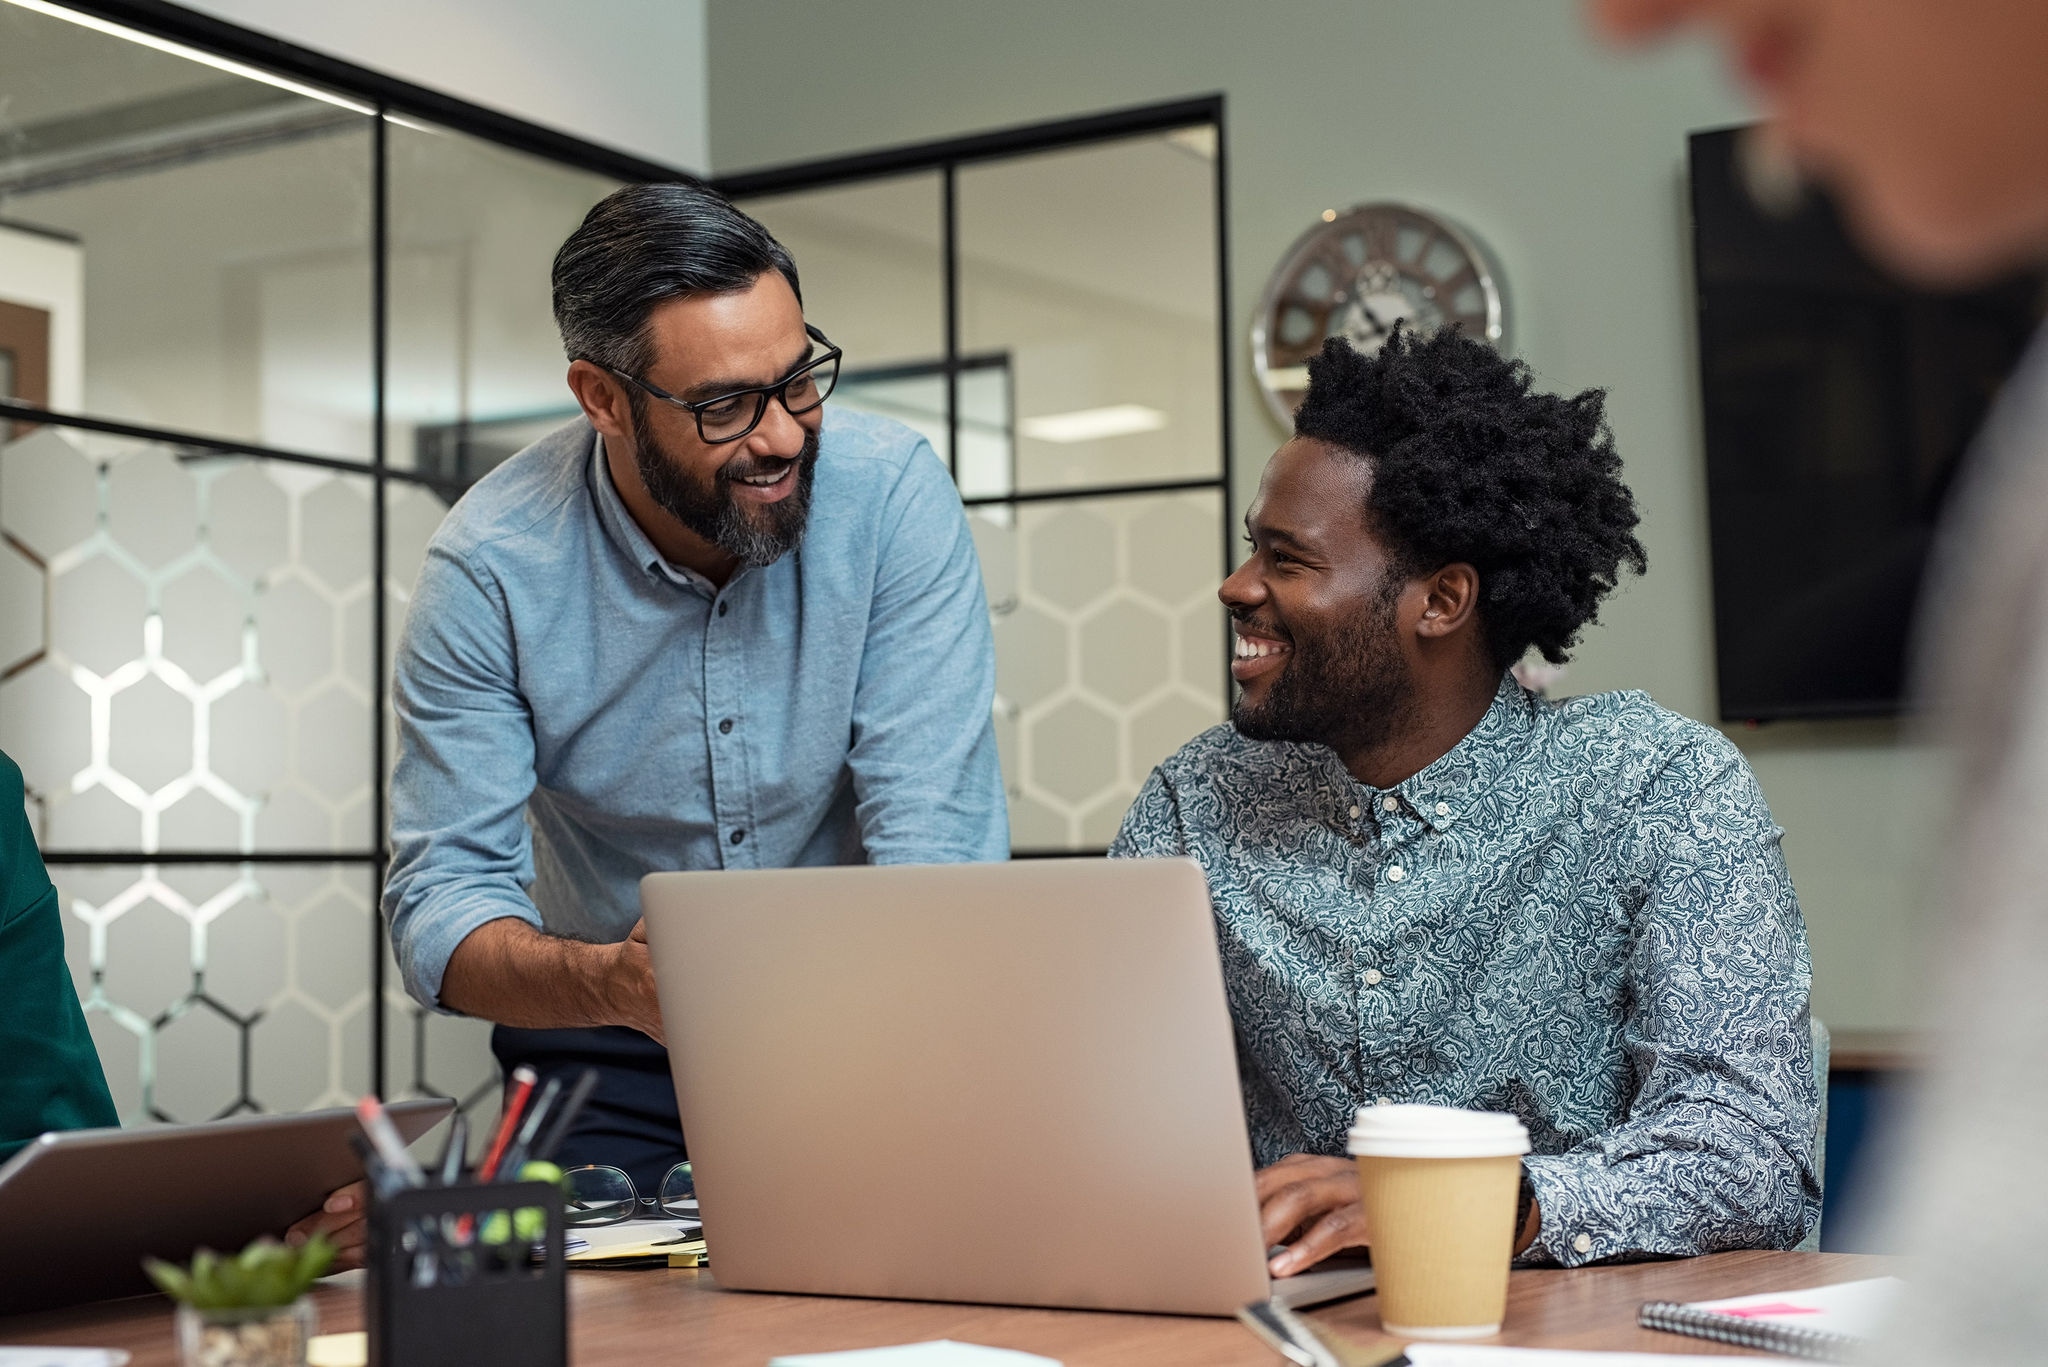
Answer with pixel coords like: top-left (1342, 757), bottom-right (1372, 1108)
top-left (144, 1235), bottom-right (335, 1310)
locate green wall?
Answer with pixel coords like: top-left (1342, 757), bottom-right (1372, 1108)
top-left (706, 0), bottom-right (1939, 1032)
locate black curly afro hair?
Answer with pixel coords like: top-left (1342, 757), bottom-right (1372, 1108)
top-left (1291, 326), bottom-right (1647, 670)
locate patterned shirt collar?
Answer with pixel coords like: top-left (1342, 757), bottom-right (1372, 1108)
top-left (1331, 671), bottom-right (1534, 834)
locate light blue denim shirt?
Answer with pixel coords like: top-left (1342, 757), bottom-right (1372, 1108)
top-left (1111, 675), bottom-right (1819, 1267)
top-left (385, 409), bottom-right (1008, 1008)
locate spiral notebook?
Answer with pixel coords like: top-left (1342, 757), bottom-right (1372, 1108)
top-left (1637, 1276), bottom-right (1902, 1361)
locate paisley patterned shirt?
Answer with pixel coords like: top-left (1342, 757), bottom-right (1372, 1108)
top-left (1110, 674), bottom-right (1819, 1266)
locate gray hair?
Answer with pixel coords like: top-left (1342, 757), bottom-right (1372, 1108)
top-left (551, 181), bottom-right (801, 377)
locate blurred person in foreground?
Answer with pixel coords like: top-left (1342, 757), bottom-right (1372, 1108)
top-left (1112, 328), bottom-right (1818, 1274)
top-left (1592, 0), bottom-right (2048, 1358)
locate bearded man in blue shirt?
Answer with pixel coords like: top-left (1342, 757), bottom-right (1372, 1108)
top-left (384, 184), bottom-right (1006, 1189)
top-left (1112, 327), bottom-right (1818, 1272)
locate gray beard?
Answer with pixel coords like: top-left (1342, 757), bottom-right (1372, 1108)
top-left (631, 404), bottom-right (819, 568)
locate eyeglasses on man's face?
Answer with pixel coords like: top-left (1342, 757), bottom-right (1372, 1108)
top-left (598, 324), bottom-right (842, 445)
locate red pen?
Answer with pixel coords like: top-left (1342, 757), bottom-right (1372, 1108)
top-left (477, 1065), bottom-right (538, 1182)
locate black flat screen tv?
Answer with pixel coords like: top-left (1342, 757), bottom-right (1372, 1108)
top-left (1689, 125), bottom-right (2044, 721)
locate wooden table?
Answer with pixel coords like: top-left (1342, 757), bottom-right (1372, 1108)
top-left (1, 1251), bottom-right (1885, 1365)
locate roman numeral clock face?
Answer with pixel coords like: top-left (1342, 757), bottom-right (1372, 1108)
top-left (1252, 202), bottom-right (1506, 426)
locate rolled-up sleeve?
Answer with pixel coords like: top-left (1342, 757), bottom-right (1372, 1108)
top-left (383, 542), bottom-right (544, 1010)
top-left (846, 442), bottom-right (1008, 864)
top-left (1521, 744), bottom-right (1820, 1265)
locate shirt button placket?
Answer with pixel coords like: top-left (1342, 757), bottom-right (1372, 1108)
top-left (706, 591), bottom-right (750, 868)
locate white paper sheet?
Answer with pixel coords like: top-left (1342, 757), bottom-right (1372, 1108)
top-left (1405, 1348), bottom-right (1772, 1367)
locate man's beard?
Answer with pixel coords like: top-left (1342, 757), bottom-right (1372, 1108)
top-left (632, 400), bottom-right (820, 568)
top-left (1231, 582), bottom-right (1415, 755)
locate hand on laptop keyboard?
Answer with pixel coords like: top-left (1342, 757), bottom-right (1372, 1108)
top-left (1255, 1154), bottom-right (1370, 1277)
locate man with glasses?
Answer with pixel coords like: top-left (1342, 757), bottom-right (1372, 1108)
top-left (383, 183), bottom-right (1006, 1191)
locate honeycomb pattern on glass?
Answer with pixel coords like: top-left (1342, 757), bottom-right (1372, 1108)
top-left (50, 863), bottom-right (373, 1124)
top-left (977, 490), bottom-right (1228, 850)
top-left (0, 426), bottom-right (378, 852)
top-left (0, 422), bottom-right (498, 1124)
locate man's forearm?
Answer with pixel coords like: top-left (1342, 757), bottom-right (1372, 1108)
top-left (438, 917), bottom-right (662, 1041)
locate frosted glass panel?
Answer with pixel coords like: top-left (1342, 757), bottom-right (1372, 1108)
top-left (52, 862), bottom-right (373, 1124)
top-left (977, 489), bottom-right (1227, 851)
top-left (0, 426), bottom-right (375, 852)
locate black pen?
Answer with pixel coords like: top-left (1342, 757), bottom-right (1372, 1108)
top-left (533, 1067), bottom-right (600, 1164)
top-left (496, 1076), bottom-right (562, 1181)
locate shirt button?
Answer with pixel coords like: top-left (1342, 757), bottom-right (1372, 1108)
top-left (718, 718), bottom-right (734, 734)
top-left (1435, 801), bottom-right (1450, 817)
top-left (1572, 1233), bottom-right (1593, 1255)
top-left (729, 829), bottom-right (746, 845)
top-left (1363, 968), bottom-right (1383, 986)
top-left (717, 601), bottom-right (730, 617)
top-left (1385, 865), bottom-right (1404, 883)
top-left (1381, 795), bottom-right (1398, 812)
top-left (1348, 805), bottom-right (1360, 820)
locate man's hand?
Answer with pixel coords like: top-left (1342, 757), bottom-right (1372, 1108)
top-left (440, 916), bottom-right (665, 1044)
top-left (1256, 1154), bottom-right (1370, 1276)
top-left (615, 918), bottom-right (663, 1044)
top-left (285, 1181), bottom-right (367, 1272)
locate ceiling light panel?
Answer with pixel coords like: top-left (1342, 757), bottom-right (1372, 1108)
top-left (1020, 405), bottom-right (1169, 444)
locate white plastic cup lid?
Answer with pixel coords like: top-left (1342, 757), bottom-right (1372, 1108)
top-left (1346, 1103), bottom-right (1531, 1159)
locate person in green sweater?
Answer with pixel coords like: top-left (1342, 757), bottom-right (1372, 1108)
top-left (1, 750), bottom-right (368, 1267)
top-left (0, 751), bottom-right (118, 1158)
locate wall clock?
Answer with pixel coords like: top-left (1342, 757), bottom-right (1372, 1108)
top-left (1252, 202), bottom-right (1506, 426)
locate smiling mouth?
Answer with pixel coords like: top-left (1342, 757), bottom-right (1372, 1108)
top-left (1230, 626), bottom-right (1291, 682)
top-left (726, 458), bottom-right (799, 503)
top-left (1232, 634), bottom-right (1287, 661)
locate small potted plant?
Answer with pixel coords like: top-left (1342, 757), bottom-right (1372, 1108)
top-left (145, 1234), bottom-right (334, 1367)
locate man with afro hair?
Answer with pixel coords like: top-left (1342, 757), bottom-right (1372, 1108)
top-left (1111, 327), bottom-right (1817, 1275)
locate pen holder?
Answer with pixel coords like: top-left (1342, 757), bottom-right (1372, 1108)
top-left (366, 1179), bottom-right (566, 1367)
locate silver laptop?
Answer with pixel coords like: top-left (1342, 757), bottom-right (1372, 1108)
top-left (0, 1098), bottom-right (450, 1313)
top-left (642, 857), bottom-right (1374, 1317)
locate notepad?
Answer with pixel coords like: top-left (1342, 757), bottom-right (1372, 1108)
top-left (559, 1217), bottom-right (706, 1266)
top-left (1637, 1275), bottom-right (1902, 1361)
top-left (767, 1342), bottom-right (1060, 1367)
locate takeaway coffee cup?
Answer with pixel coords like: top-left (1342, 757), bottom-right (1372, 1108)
top-left (1346, 1104), bottom-right (1530, 1340)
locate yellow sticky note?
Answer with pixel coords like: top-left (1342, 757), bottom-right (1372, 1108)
top-left (307, 1330), bottom-right (367, 1367)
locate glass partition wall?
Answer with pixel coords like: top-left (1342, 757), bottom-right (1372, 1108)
top-left (0, 0), bottom-right (649, 1135)
top-left (729, 103), bottom-right (1233, 853)
top-left (1, 0), bottom-right (1232, 1137)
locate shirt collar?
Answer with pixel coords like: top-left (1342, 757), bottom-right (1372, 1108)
top-left (586, 431), bottom-right (720, 594)
top-left (1358, 672), bottom-right (1536, 834)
